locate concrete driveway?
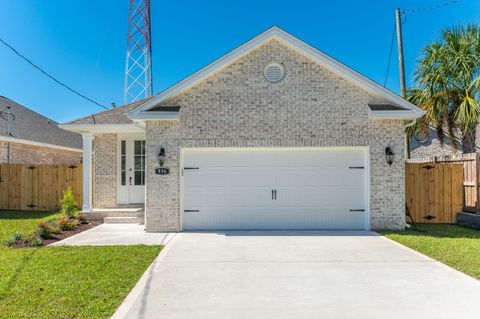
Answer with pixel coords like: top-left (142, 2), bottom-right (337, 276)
top-left (49, 224), bottom-right (176, 246)
top-left (112, 231), bottom-right (480, 319)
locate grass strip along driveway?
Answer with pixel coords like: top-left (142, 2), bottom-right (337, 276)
top-left (380, 224), bottom-right (480, 280)
top-left (0, 211), bottom-right (161, 319)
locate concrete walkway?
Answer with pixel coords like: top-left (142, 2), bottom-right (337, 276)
top-left (50, 224), bottom-right (176, 246)
top-left (112, 230), bottom-right (480, 319)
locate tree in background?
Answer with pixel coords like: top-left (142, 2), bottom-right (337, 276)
top-left (407, 25), bottom-right (480, 153)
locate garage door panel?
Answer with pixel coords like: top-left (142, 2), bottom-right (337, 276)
top-left (185, 187), bottom-right (273, 207)
top-left (276, 186), bottom-right (364, 207)
top-left (182, 149), bottom-right (368, 230)
top-left (275, 169), bottom-right (365, 187)
top-left (185, 168), bottom-right (277, 187)
top-left (183, 208), bottom-right (366, 230)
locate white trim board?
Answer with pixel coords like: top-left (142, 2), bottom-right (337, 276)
top-left (129, 26), bottom-right (424, 120)
top-left (368, 110), bottom-right (420, 120)
top-left (58, 124), bottom-right (146, 134)
top-left (0, 135), bottom-right (82, 153)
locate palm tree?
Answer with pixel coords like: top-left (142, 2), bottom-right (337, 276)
top-left (407, 25), bottom-right (480, 153)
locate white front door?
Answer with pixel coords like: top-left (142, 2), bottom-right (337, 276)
top-left (182, 148), bottom-right (369, 230)
top-left (118, 135), bottom-right (145, 204)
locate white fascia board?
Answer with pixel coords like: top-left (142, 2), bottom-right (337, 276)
top-left (58, 124), bottom-right (145, 134)
top-left (128, 111), bottom-right (180, 121)
top-left (129, 26), bottom-right (424, 119)
top-left (368, 110), bottom-right (422, 120)
top-left (0, 135), bottom-right (82, 153)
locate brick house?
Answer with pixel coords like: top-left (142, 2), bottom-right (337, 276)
top-left (61, 27), bottom-right (423, 231)
top-left (0, 96), bottom-right (82, 164)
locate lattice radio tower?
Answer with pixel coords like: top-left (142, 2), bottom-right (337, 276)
top-left (124, 0), bottom-right (153, 103)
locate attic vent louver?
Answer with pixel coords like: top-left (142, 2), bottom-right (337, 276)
top-left (264, 63), bottom-right (284, 83)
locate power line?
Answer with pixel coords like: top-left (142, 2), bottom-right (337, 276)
top-left (0, 37), bottom-right (109, 110)
top-left (383, 21), bottom-right (396, 87)
top-left (403, 0), bottom-right (460, 14)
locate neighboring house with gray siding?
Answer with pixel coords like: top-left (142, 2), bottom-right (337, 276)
top-left (0, 96), bottom-right (82, 164)
top-left (61, 27), bottom-right (423, 231)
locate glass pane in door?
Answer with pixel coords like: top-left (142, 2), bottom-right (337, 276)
top-left (121, 140), bottom-right (126, 186)
top-left (134, 140), bottom-right (145, 185)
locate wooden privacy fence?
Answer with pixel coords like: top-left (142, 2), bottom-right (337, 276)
top-left (406, 153), bottom-right (479, 223)
top-left (0, 164), bottom-right (82, 212)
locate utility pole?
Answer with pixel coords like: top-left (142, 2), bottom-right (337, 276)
top-left (395, 8), bottom-right (406, 98)
top-left (396, 8), bottom-right (410, 159)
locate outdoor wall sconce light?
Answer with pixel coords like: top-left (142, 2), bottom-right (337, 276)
top-left (385, 146), bottom-right (394, 166)
top-left (158, 147), bottom-right (166, 167)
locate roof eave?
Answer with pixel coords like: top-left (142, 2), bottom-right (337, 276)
top-left (58, 123), bottom-right (146, 134)
top-left (128, 26), bottom-right (424, 117)
top-left (368, 109), bottom-right (425, 120)
top-left (128, 111), bottom-right (180, 121)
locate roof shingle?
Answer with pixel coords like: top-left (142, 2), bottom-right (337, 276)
top-left (63, 97), bottom-right (153, 125)
top-left (0, 96), bottom-right (82, 149)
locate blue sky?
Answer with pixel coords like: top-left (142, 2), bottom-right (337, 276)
top-left (0, 0), bottom-right (479, 123)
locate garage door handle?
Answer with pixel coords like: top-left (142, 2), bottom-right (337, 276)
top-left (349, 166), bottom-right (364, 169)
top-left (349, 209), bottom-right (365, 212)
top-left (184, 209), bottom-right (200, 213)
top-left (271, 189), bottom-right (277, 200)
top-left (184, 167), bottom-right (199, 170)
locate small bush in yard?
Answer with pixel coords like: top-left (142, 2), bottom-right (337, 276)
top-left (22, 232), bottom-right (43, 247)
top-left (56, 217), bottom-right (79, 231)
top-left (60, 187), bottom-right (79, 217)
top-left (3, 231), bottom-right (24, 247)
top-left (28, 236), bottom-right (43, 247)
top-left (76, 213), bottom-right (88, 224)
top-left (37, 222), bottom-right (60, 239)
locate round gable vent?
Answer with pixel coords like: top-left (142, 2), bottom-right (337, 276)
top-left (264, 63), bottom-right (284, 83)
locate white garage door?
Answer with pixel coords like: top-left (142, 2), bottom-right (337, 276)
top-left (182, 148), bottom-right (368, 230)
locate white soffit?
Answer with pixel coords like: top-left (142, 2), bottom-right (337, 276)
top-left (58, 124), bottom-right (146, 134)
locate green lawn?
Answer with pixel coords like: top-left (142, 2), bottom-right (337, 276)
top-left (379, 224), bottom-right (480, 280)
top-left (0, 210), bottom-right (61, 242)
top-left (0, 211), bottom-right (162, 319)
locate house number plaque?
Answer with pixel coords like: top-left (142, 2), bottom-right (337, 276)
top-left (155, 167), bottom-right (170, 175)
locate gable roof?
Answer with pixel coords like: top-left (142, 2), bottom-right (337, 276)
top-left (63, 97), bottom-right (153, 125)
top-left (129, 26), bottom-right (424, 120)
top-left (0, 96), bottom-right (82, 150)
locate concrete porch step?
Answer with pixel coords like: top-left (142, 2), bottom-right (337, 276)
top-left (104, 216), bottom-right (144, 224)
top-left (86, 207), bottom-right (144, 220)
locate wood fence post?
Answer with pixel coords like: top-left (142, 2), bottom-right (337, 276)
top-left (476, 153), bottom-right (480, 214)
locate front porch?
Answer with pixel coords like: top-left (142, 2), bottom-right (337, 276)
top-left (85, 205), bottom-right (145, 224)
top-left (79, 132), bottom-right (146, 224)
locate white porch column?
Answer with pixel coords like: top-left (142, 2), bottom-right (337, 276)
top-left (81, 133), bottom-right (93, 212)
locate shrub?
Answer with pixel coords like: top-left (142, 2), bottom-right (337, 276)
top-left (60, 187), bottom-right (79, 217)
top-left (23, 233), bottom-right (43, 247)
top-left (76, 213), bottom-right (88, 224)
top-left (56, 217), bottom-right (79, 231)
top-left (28, 236), bottom-right (43, 247)
top-left (3, 231), bottom-right (23, 247)
top-left (37, 222), bottom-right (60, 239)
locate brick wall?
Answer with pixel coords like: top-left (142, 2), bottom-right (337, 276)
top-left (93, 134), bottom-right (117, 207)
top-left (0, 140), bottom-right (81, 164)
top-left (143, 39), bottom-right (406, 231)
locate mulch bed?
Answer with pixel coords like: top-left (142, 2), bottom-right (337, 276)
top-left (42, 220), bottom-right (102, 246)
top-left (10, 220), bottom-right (102, 248)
